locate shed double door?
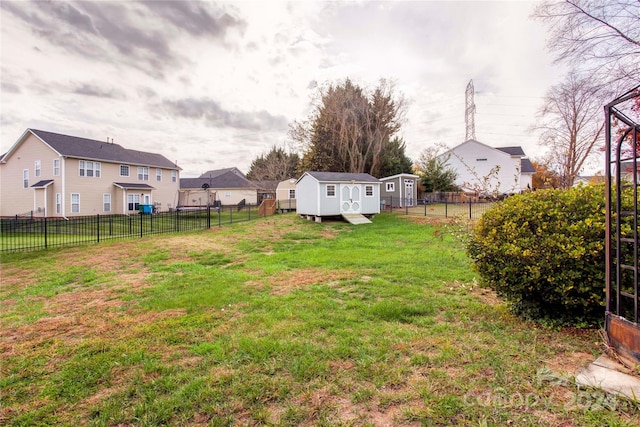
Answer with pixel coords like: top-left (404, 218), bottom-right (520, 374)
top-left (340, 184), bottom-right (361, 214)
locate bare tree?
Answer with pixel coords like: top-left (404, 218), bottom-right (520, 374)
top-left (533, 0), bottom-right (640, 89)
top-left (290, 78), bottom-right (408, 177)
top-left (534, 72), bottom-right (606, 188)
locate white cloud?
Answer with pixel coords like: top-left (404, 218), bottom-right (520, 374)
top-left (1, 0), bottom-right (564, 177)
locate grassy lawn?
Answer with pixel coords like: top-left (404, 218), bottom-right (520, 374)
top-left (1, 213), bottom-right (638, 426)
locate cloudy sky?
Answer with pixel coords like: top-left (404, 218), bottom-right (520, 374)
top-left (1, 0), bottom-right (563, 177)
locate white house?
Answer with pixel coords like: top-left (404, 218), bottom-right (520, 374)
top-left (296, 171), bottom-right (380, 223)
top-left (439, 140), bottom-right (534, 195)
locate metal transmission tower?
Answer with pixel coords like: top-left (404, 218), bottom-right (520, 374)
top-left (465, 79), bottom-right (476, 141)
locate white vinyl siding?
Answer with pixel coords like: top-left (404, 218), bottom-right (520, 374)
top-left (53, 158), bottom-right (60, 176)
top-left (35, 160), bottom-right (41, 177)
top-left (23, 169), bottom-right (28, 188)
top-left (71, 193), bottom-right (80, 213)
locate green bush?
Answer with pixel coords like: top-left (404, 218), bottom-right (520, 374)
top-left (467, 185), bottom-right (607, 327)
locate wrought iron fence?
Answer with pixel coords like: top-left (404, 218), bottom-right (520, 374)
top-left (380, 195), bottom-right (495, 220)
top-left (1, 204), bottom-right (260, 253)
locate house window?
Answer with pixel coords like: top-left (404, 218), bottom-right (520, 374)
top-left (127, 194), bottom-right (140, 211)
top-left (289, 189), bottom-right (295, 199)
top-left (171, 170), bottom-right (177, 182)
top-left (23, 169), bottom-right (29, 188)
top-left (386, 182), bottom-right (395, 192)
top-left (71, 193), bottom-right (80, 213)
top-left (120, 165), bottom-right (130, 177)
top-left (225, 191), bottom-right (231, 198)
top-left (365, 185), bottom-right (374, 197)
top-left (156, 168), bottom-right (162, 182)
top-left (53, 159), bottom-right (60, 176)
top-left (35, 160), bottom-right (41, 177)
top-left (103, 194), bottom-right (111, 212)
top-left (137, 166), bottom-right (149, 181)
top-left (56, 193), bottom-right (61, 214)
top-left (326, 184), bottom-right (336, 197)
top-left (79, 160), bottom-right (100, 177)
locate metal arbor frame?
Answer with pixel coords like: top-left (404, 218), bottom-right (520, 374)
top-left (604, 85), bottom-right (640, 365)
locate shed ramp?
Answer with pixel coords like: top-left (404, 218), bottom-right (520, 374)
top-left (342, 213), bottom-right (372, 225)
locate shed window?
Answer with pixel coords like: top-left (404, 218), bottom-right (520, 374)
top-left (326, 185), bottom-right (336, 197)
top-left (289, 189), bottom-right (295, 199)
top-left (365, 185), bottom-right (374, 197)
top-left (386, 182), bottom-right (394, 192)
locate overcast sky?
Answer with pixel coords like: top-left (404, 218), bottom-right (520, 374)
top-left (1, 0), bottom-right (563, 177)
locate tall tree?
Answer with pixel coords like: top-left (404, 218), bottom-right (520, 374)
top-left (291, 78), bottom-right (407, 177)
top-left (246, 146), bottom-right (300, 182)
top-left (414, 146), bottom-right (459, 192)
top-left (534, 72), bottom-right (606, 188)
top-left (378, 136), bottom-right (413, 178)
top-left (533, 0), bottom-right (640, 90)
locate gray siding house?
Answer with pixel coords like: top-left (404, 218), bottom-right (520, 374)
top-left (380, 173), bottom-right (419, 208)
top-left (296, 171), bottom-right (380, 222)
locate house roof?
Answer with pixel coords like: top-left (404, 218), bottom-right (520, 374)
top-left (4, 129), bottom-right (180, 170)
top-left (496, 146), bottom-right (526, 156)
top-left (301, 171), bottom-right (380, 183)
top-left (199, 167), bottom-right (245, 179)
top-left (113, 183), bottom-right (156, 190)
top-left (180, 172), bottom-right (257, 190)
top-left (31, 179), bottom-right (54, 188)
top-left (521, 158), bottom-right (536, 174)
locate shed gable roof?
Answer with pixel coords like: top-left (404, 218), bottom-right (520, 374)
top-left (17, 129), bottom-right (180, 169)
top-left (302, 171), bottom-right (380, 183)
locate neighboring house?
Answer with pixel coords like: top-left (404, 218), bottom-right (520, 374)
top-left (439, 140), bottom-right (534, 195)
top-left (620, 160), bottom-right (639, 184)
top-left (379, 173), bottom-right (419, 208)
top-left (0, 129), bottom-right (180, 217)
top-left (179, 167), bottom-right (258, 207)
top-left (296, 171), bottom-right (380, 223)
top-left (276, 178), bottom-right (297, 212)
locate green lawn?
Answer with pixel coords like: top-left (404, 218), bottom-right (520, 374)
top-left (1, 213), bottom-right (637, 426)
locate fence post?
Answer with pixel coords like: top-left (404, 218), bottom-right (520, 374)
top-left (207, 205), bottom-right (211, 228)
top-left (230, 206), bottom-right (233, 224)
top-left (248, 204), bottom-right (251, 221)
top-left (97, 214), bottom-right (100, 243)
top-left (140, 212), bottom-right (143, 237)
top-left (469, 198), bottom-right (472, 219)
top-left (390, 196), bottom-right (393, 213)
top-left (44, 217), bottom-right (48, 249)
top-left (175, 209), bottom-right (179, 232)
top-left (424, 200), bottom-right (427, 216)
top-left (129, 216), bottom-right (132, 235)
top-left (445, 199), bottom-right (448, 218)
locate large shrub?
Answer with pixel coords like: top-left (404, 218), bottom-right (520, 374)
top-left (467, 185), bottom-right (607, 326)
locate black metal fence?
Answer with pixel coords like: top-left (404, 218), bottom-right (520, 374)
top-left (381, 196), bottom-right (495, 220)
top-left (1, 204), bottom-right (260, 253)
